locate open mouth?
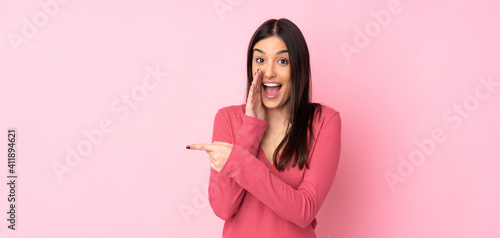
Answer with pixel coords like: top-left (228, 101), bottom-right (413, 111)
top-left (262, 82), bottom-right (282, 99)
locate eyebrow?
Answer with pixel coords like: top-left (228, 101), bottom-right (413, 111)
top-left (253, 48), bottom-right (288, 55)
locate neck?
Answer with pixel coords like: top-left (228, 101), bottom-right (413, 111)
top-left (265, 104), bottom-right (292, 129)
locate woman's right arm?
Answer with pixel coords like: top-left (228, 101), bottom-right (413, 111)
top-left (208, 107), bottom-right (268, 220)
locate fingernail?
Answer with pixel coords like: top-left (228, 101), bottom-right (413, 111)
top-left (186, 145), bottom-right (190, 149)
top-left (254, 68), bottom-right (260, 76)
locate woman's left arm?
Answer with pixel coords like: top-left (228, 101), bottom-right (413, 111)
top-left (218, 111), bottom-right (341, 228)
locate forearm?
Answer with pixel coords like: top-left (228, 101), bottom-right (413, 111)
top-left (208, 108), bottom-right (269, 219)
top-left (218, 112), bottom-right (341, 228)
top-left (218, 145), bottom-right (323, 228)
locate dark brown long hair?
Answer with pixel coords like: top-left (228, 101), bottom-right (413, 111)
top-left (246, 18), bottom-right (322, 172)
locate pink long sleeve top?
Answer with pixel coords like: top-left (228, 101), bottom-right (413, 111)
top-left (208, 104), bottom-right (341, 238)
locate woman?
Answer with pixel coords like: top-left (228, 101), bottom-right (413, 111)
top-left (187, 18), bottom-right (341, 238)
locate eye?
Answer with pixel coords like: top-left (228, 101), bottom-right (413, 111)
top-left (256, 58), bottom-right (264, 64)
top-left (278, 59), bottom-right (289, 65)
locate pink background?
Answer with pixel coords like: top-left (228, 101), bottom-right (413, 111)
top-left (1, 0), bottom-right (499, 237)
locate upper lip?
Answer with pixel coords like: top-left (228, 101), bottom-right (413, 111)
top-left (262, 81), bottom-right (282, 86)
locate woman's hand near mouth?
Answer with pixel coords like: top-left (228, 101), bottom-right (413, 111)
top-left (246, 68), bottom-right (266, 121)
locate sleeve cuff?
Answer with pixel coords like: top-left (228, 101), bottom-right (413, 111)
top-left (242, 114), bottom-right (268, 130)
top-left (219, 144), bottom-right (244, 177)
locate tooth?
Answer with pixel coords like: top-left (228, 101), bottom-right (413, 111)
top-left (264, 83), bottom-right (280, 87)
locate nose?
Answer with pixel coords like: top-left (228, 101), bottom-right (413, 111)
top-left (263, 63), bottom-right (276, 79)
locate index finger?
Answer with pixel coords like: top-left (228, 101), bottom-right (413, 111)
top-left (253, 68), bottom-right (261, 84)
top-left (186, 143), bottom-right (211, 151)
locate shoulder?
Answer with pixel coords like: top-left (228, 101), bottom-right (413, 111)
top-left (312, 104), bottom-right (340, 124)
top-left (217, 104), bottom-right (246, 113)
top-left (310, 104), bottom-right (341, 141)
top-left (213, 104), bottom-right (246, 122)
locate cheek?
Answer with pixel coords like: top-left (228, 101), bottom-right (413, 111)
top-left (282, 84), bottom-right (292, 97)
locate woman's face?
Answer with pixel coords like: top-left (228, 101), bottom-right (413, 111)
top-left (252, 36), bottom-right (291, 111)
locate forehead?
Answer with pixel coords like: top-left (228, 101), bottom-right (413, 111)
top-left (253, 36), bottom-right (287, 53)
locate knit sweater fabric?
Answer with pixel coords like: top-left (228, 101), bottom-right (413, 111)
top-left (208, 104), bottom-right (341, 238)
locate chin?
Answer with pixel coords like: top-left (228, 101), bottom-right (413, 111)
top-left (262, 98), bottom-right (285, 110)
top-left (263, 102), bottom-right (278, 109)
